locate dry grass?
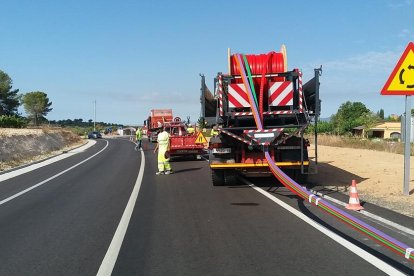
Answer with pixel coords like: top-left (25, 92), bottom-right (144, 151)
top-left (308, 134), bottom-right (414, 155)
top-left (0, 127), bottom-right (83, 171)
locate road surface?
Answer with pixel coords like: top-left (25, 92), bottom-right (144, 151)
top-left (0, 138), bottom-right (413, 275)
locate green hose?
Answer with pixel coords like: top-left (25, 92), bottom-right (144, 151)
top-left (243, 55), bottom-right (258, 108)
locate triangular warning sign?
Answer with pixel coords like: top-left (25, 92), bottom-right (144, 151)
top-left (194, 132), bottom-right (207, 144)
top-left (381, 42), bottom-right (414, 95)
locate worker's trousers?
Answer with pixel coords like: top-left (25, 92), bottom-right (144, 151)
top-left (158, 150), bottom-right (171, 172)
top-left (135, 139), bottom-right (142, 149)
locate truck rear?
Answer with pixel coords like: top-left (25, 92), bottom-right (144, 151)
top-left (202, 46), bottom-right (321, 185)
top-left (163, 117), bottom-right (205, 159)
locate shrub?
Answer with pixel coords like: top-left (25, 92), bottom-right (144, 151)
top-left (0, 115), bottom-right (27, 128)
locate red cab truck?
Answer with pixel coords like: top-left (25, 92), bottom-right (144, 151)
top-left (144, 109), bottom-right (173, 142)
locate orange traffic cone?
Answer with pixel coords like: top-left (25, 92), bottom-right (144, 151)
top-left (346, 180), bottom-right (364, 211)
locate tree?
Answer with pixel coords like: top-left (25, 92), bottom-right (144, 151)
top-left (197, 116), bottom-right (207, 129)
top-left (331, 101), bottom-right (371, 135)
top-left (377, 109), bottom-right (384, 120)
top-left (0, 70), bottom-right (20, 115)
top-left (21, 91), bottom-right (53, 125)
top-left (361, 112), bottom-right (380, 138)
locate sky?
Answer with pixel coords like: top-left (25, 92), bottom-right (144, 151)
top-left (1, 0), bottom-right (413, 125)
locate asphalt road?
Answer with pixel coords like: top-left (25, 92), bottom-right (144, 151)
top-left (0, 137), bottom-right (413, 275)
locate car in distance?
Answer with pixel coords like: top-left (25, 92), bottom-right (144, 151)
top-left (88, 131), bottom-right (102, 139)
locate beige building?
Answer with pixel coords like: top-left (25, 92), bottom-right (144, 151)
top-left (353, 122), bottom-right (401, 139)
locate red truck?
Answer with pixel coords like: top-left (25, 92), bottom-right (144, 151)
top-left (163, 117), bottom-right (206, 159)
top-left (144, 109), bottom-right (173, 142)
top-left (201, 46), bottom-right (321, 185)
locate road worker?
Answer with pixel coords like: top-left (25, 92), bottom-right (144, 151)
top-left (210, 125), bottom-right (219, 136)
top-left (135, 127), bottom-right (143, 151)
top-left (187, 124), bottom-right (195, 134)
top-left (154, 126), bottom-right (173, 175)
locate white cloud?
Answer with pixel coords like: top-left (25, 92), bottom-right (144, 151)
top-left (302, 49), bottom-right (405, 117)
top-left (398, 29), bottom-right (413, 39)
top-left (387, 0), bottom-right (413, 8)
top-left (320, 50), bottom-right (399, 74)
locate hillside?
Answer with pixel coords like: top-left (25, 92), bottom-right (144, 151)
top-left (0, 128), bottom-right (83, 171)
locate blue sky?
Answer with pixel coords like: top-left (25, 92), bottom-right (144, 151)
top-left (1, 0), bottom-right (413, 125)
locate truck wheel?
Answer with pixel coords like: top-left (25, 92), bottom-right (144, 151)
top-left (224, 170), bottom-right (237, 186)
top-left (211, 169), bottom-right (225, 186)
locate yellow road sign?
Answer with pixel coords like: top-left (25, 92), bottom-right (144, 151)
top-left (194, 132), bottom-right (207, 144)
top-left (381, 42), bottom-right (414, 95)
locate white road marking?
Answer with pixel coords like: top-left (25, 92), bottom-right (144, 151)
top-left (240, 178), bottom-right (405, 275)
top-left (0, 140), bottom-right (96, 182)
top-left (97, 149), bottom-right (145, 276)
top-left (0, 140), bottom-right (108, 206)
top-left (310, 189), bottom-right (414, 236)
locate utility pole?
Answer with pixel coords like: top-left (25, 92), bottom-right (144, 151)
top-left (94, 100), bottom-right (96, 131)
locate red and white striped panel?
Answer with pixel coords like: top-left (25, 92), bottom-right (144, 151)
top-left (244, 128), bottom-right (284, 134)
top-left (268, 81), bottom-right (293, 107)
top-left (218, 73), bottom-right (224, 116)
top-left (219, 128), bottom-right (252, 145)
top-left (228, 83), bottom-right (250, 108)
top-left (232, 111), bottom-right (294, 116)
top-left (297, 70), bottom-right (304, 113)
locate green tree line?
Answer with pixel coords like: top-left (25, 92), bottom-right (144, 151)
top-left (307, 101), bottom-right (401, 137)
top-left (0, 69), bottom-right (53, 127)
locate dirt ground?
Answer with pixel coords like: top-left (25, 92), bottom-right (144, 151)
top-left (308, 145), bottom-right (414, 218)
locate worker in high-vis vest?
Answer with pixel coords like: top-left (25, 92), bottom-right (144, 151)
top-left (154, 126), bottom-right (173, 175)
top-left (135, 127), bottom-right (143, 151)
top-left (187, 124), bottom-right (195, 134)
top-left (210, 125), bottom-right (219, 136)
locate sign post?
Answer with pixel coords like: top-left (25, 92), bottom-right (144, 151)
top-left (404, 96), bottom-right (411, 196)
top-left (381, 42), bottom-right (414, 196)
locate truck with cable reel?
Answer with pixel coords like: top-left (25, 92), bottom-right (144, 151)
top-left (201, 46), bottom-right (321, 186)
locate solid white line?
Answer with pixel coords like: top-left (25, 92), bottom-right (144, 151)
top-left (310, 189), bottom-right (414, 236)
top-left (240, 179), bottom-right (404, 275)
top-left (97, 149), bottom-right (145, 276)
top-left (0, 140), bottom-right (108, 206)
top-left (0, 140), bottom-right (96, 182)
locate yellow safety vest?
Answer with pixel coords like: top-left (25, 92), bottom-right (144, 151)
top-left (210, 129), bottom-right (219, 136)
top-left (136, 129), bottom-right (143, 140)
top-left (157, 131), bottom-right (169, 152)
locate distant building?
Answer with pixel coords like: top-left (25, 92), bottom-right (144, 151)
top-left (117, 127), bottom-right (136, 136)
top-left (389, 114), bottom-right (400, 121)
top-left (353, 122), bottom-right (401, 140)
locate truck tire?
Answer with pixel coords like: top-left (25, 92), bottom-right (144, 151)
top-left (224, 170), bottom-right (237, 186)
top-left (211, 169), bottom-right (225, 186)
